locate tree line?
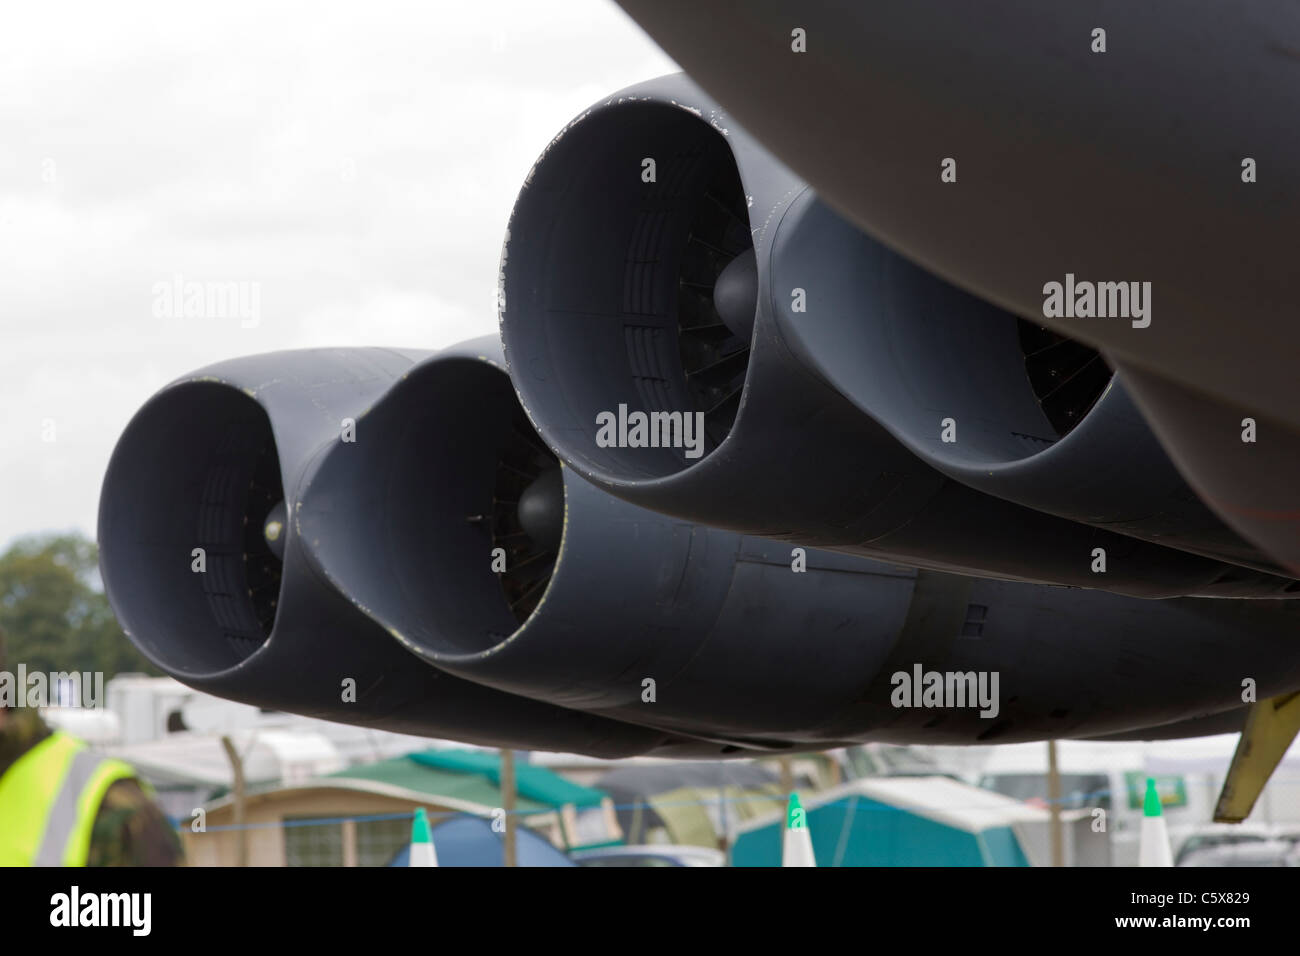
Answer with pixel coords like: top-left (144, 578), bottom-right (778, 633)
top-left (0, 532), bottom-right (158, 678)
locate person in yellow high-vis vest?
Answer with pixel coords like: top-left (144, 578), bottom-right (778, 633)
top-left (0, 629), bottom-right (183, 867)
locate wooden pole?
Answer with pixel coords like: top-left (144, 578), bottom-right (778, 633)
top-left (501, 749), bottom-right (517, 867)
top-left (717, 783), bottom-right (730, 855)
top-left (825, 751), bottom-right (842, 787)
top-left (1047, 739), bottom-right (1064, 867)
top-left (779, 755), bottom-right (796, 838)
top-left (341, 819), bottom-right (358, 867)
top-left (220, 735), bottom-right (248, 867)
top-left (779, 756), bottom-right (794, 794)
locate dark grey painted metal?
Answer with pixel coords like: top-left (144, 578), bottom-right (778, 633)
top-left (768, 193), bottom-right (1290, 579)
top-left (98, 347), bottom-right (702, 758)
top-left (818, 572), bottom-right (1300, 746)
top-left (498, 75), bottom-right (1297, 599)
top-left (1119, 364), bottom-right (1300, 578)
top-left (1088, 709), bottom-right (1247, 743)
top-left (297, 341), bottom-right (1300, 748)
top-left (613, 0), bottom-right (1300, 439)
top-left (614, 0), bottom-right (1300, 579)
top-left (299, 340), bottom-right (911, 741)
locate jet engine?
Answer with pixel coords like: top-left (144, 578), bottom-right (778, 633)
top-left (498, 75), bottom-right (1296, 599)
top-left (97, 347), bottom-right (700, 757)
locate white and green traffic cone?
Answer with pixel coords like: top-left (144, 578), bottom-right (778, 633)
top-left (1138, 779), bottom-right (1173, 867)
top-left (782, 792), bottom-right (816, 867)
top-left (410, 807), bottom-right (439, 867)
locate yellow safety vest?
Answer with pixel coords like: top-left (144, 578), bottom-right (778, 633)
top-left (0, 731), bottom-right (138, 866)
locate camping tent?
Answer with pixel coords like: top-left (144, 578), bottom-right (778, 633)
top-left (388, 814), bottom-right (577, 867)
top-left (597, 761), bottom-right (784, 846)
top-left (731, 776), bottom-right (1046, 867)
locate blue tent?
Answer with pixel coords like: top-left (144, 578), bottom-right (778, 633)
top-left (731, 776), bottom-right (1043, 867)
top-left (388, 814), bottom-right (577, 867)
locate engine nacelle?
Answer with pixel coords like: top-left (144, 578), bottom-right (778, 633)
top-left (97, 347), bottom-right (695, 757)
top-left (295, 340), bottom-right (1300, 747)
top-left (499, 74), bottom-right (1296, 599)
top-left (767, 193), bottom-right (1289, 581)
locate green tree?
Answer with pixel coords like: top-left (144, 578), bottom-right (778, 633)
top-left (0, 532), bottom-right (158, 677)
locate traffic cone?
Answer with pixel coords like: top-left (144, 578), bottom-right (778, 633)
top-left (1138, 778), bottom-right (1173, 867)
top-left (410, 807), bottom-right (439, 867)
top-left (782, 792), bottom-right (816, 867)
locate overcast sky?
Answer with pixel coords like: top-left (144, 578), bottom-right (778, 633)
top-left (0, 0), bottom-right (675, 552)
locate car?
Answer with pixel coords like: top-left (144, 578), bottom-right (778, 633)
top-left (1174, 825), bottom-right (1273, 866)
top-left (1177, 840), bottom-right (1300, 867)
